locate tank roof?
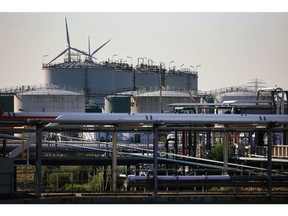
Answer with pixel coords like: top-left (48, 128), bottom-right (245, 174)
top-left (17, 88), bottom-right (84, 96)
top-left (134, 90), bottom-right (191, 97)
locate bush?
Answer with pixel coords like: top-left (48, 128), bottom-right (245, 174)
top-left (209, 141), bottom-right (235, 161)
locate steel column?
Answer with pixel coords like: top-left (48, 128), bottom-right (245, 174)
top-left (2, 139), bottom-right (6, 158)
top-left (223, 131), bottom-right (229, 175)
top-left (153, 124), bottom-right (159, 197)
top-left (35, 123), bottom-right (43, 198)
top-left (112, 131), bottom-right (117, 193)
top-left (267, 127), bottom-right (272, 199)
top-left (182, 130), bottom-right (185, 175)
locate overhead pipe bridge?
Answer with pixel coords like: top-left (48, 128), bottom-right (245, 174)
top-left (1, 112), bottom-right (288, 198)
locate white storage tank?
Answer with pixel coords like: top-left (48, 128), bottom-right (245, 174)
top-left (130, 90), bottom-right (198, 113)
top-left (215, 90), bottom-right (256, 103)
top-left (14, 88), bottom-right (85, 112)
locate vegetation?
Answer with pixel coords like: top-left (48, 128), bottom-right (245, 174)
top-left (16, 165), bottom-right (128, 193)
top-left (208, 140), bottom-right (235, 161)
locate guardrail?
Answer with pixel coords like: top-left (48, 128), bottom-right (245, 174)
top-left (255, 145), bottom-right (288, 158)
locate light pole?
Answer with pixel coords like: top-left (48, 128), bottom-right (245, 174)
top-left (190, 65), bottom-right (194, 73)
top-left (169, 60), bottom-right (175, 71)
top-left (42, 55), bottom-right (49, 66)
top-left (190, 64), bottom-right (201, 73)
top-left (127, 56), bottom-right (133, 66)
top-left (180, 64), bottom-right (184, 71)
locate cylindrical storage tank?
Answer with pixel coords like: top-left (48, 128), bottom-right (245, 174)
top-left (130, 91), bottom-right (196, 113)
top-left (215, 91), bottom-right (256, 103)
top-left (43, 63), bottom-right (199, 98)
top-left (14, 88), bottom-right (85, 112)
top-left (43, 68), bottom-right (85, 92)
top-left (43, 63), bottom-right (134, 96)
top-left (165, 72), bottom-right (198, 91)
top-left (135, 71), bottom-right (160, 90)
top-left (104, 95), bottom-right (131, 113)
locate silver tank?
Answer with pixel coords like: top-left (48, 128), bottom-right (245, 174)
top-left (14, 88), bottom-right (85, 113)
top-left (43, 61), bottom-right (198, 99)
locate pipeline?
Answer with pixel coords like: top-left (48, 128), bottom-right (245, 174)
top-left (127, 175), bottom-right (231, 182)
top-left (26, 113), bottom-right (288, 125)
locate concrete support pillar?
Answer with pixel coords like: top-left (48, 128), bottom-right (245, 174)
top-left (112, 131), bottom-right (117, 193)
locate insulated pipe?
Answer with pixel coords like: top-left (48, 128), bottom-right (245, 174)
top-left (33, 113), bottom-right (288, 125)
top-left (222, 100), bottom-right (271, 105)
top-left (127, 175), bottom-right (230, 182)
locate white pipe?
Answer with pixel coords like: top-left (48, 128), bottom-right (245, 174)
top-left (49, 113), bottom-right (288, 125)
top-left (222, 100), bottom-right (270, 105)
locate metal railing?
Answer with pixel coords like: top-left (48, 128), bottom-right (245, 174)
top-left (255, 146), bottom-right (288, 158)
top-left (14, 166), bottom-right (288, 196)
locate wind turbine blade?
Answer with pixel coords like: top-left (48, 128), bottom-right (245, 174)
top-left (70, 47), bottom-right (88, 56)
top-left (65, 17), bottom-right (70, 47)
top-left (48, 48), bottom-right (68, 64)
top-left (91, 39), bottom-right (111, 56)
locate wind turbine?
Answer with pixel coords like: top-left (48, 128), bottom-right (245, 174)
top-left (48, 18), bottom-right (88, 65)
top-left (85, 36), bottom-right (111, 63)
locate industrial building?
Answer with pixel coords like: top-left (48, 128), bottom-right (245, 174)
top-left (42, 18), bottom-right (198, 107)
top-left (1, 18), bottom-right (288, 204)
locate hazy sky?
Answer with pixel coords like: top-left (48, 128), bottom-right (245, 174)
top-left (1, 12), bottom-right (288, 91)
